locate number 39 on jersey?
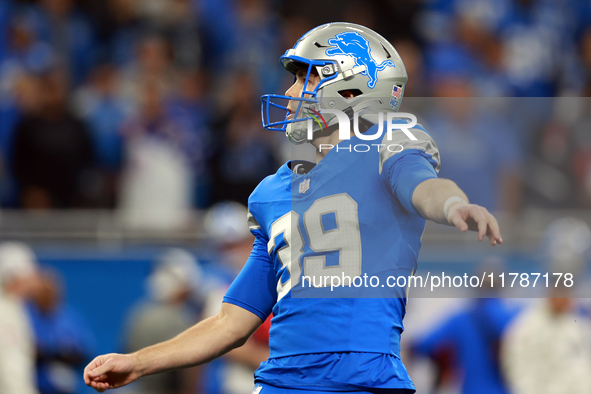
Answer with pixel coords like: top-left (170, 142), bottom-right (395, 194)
top-left (268, 193), bottom-right (363, 300)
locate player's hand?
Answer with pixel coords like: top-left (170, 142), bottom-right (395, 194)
top-left (446, 202), bottom-right (503, 246)
top-left (84, 353), bottom-right (141, 392)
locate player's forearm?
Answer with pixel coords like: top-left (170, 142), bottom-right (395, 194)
top-left (412, 178), bottom-right (468, 225)
top-left (132, 307), bottom-right (252, 378)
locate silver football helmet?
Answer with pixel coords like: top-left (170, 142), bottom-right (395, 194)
top-left (261, 22), bottom-right (408, 144)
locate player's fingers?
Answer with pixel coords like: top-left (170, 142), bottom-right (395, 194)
top-left (474, 207), bottom-right (487, 241)
top-left (489, 232), bottom-right (497, 246)
top-left (93, 374), bottom-right (109, 382)
top-left (449, 213), bottom-right (468, 232)
top-left (88, 360), bottom-right (113, 380)
top-left (84, 366), bottom-right (90, 385)
top-left (84, 359), bottom-right (102, 385)
top-left (89, 380), bottom-right (109, 392)
top-left (485, 212), bottom-right (503, 246)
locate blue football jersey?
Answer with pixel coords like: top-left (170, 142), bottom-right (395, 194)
top-left (224, 123), bottom-right (440, 391)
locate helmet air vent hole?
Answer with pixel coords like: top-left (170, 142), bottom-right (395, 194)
top-left (314, 42), bottom-right (330, 48)
top-left (338, 89), bottom-right (363, 98)
top-left (381, 43), bottom-right (391, 58)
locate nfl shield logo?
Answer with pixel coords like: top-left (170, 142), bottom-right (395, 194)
top-left (299, 179), bottom-right (310, 194)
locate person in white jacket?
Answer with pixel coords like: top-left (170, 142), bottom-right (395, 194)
top-left (0, 242), bottom-right (40, 394)
top-left (501, 218), bottom-right (591, 394)
top-left (501, 288), bottom-right (591, 394)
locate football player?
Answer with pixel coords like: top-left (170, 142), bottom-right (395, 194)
top-left (84, 23), bottom-right (502, 393)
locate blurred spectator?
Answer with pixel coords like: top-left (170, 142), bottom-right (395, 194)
top-left (523, 99), bottom-right (591, 209)
top-left (198, 0), bottom-right (284, 94)
top-left (0, 11), bottom-right (54, 206)
top-left (524, 108), bottom-right (578, 209)
top-left (42, 0), bottom-right (95, 82)
top-left (502, 287), bottom-right (591, 394)
top-left (0, 10), bottom-right (56, 91)
top-left (0, 72), bottom-right (43, 207)
top-left (541, 217), bottom-right (591, 291)
top-left (0, 0), bottom-right (10, 60)
top-left (229, 0), bottom-right (281, 94)
top-left (210, 73), bottom-right (281, 205)
top-left (410, 262), bottom-right (520, 394)
top-left (27, 269), bottom-right (96, 394)
top-left (572, 104), bottom-right (591, 207)
top-left (417, 0), bottom-right (586, 96)
top-left (136, 0), bottom-right (203, 69)
top-left (501, 217), bottom-right (591, 394)
top-left (122, 248), bottom-right (204, 394)
top-left (194, 0), bottom-right (238, 72)
top-left (11, 70), bottom-right (98, 209)
top-left (421, 92), bottom-right (524, 212)
top-left (32, 0), bottom-right (96, 86)
top-left (118, 35), bottom-right (179, 104)
top-left (201, 201), bottom-right (254, 276)
top-left (102, 0), bottom-right (144, 66)
top-left (72, 64), bottom-right (129, 170)
top-left (71, 64), bottom-right (130, 207)
top-left (0, 242), bottom-right (40, 394)
top-left (393, 39), bottom-right (429, 97)
top-left (580, 27), bottom-right (591, 96)
top-left (168, 69), bottom-right (213, 207)
top-left (118, 78), bottom-right (206, 229)
top-left (200, 201), bottom-right (271, 394)
top-left (498, 0), bottom-right (582, 97)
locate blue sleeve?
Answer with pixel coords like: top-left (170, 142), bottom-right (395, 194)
top-left (382, 149), bottom-right (439, 216)
top-left (223, 234), bottom-right (277, 321)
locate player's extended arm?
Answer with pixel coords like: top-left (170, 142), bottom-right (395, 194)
top-left (83, 302), bottom-right (262, 392)
top-left (412, 178), bottom-right (503, 246)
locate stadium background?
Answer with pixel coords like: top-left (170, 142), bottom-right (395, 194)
top-left (0, 0), bottom-right (591, 393)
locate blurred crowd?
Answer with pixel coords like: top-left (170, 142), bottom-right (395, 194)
top-left (0, 242), bottom-right (95, 394)
top-left (0, 201), bottom-right (272, 394)
top-left (1, 0), bottom-right (591, 222)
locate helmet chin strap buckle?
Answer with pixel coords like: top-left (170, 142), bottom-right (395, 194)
top-left (342, 69), bottom-right (355, 80)
top-left (342, 65), bottom-right (367, 80)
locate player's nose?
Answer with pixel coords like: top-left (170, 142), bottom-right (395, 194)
top-left (285, 81), bottom-right (298, 98)
top-left (285, 81), bottom-right (299, 114)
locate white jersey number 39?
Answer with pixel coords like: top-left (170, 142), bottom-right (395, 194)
top-left (268, 193), bottom-right (362, 301)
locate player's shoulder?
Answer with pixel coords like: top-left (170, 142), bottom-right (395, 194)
top-left (373, 120), bottom-right (440, 173)
top-left (247, 162), bottom-right (295, 236)
top-left (248, 162), bottom-right (291, 207)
